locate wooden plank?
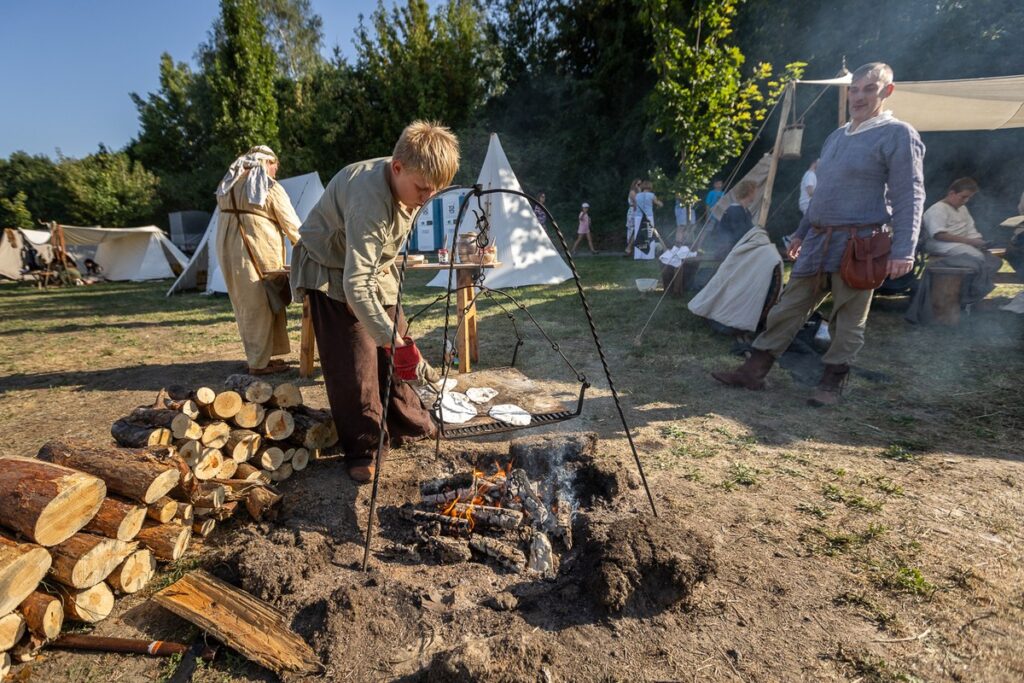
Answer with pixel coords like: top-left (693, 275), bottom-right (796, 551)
top-left (455, 271), bottom-right (474, 374)
top-left (153, 570), bottom-right (321, 676)
top-left (299, 295), bottom-right (316, 379)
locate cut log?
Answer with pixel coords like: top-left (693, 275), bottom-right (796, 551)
top-left (153, 570), bottom-right (322, 675)
top-left (211, 479), bottom-right (262, 502)
top-left (165, 385), bottom-right (191, 402)
top-left (398, 506), bottom-right (470, 531)
top-left (57, 581), bottom-right (115, 623)
top-left (0, 535), bottom-right (52, 616)
top-left (225, 430), bottom-right (261, 463)
top-left (224, 375), bottom-right (273, 404)
top-left (164, 398), bottom-right (200, 420)
top-left (235, 462), bottom-right (270, 484)
top-left (10, 633), bottom-right (46, 662)
top-left (232, 402), bottom-right (266, 430)
top-left (262, 409), bottom-right (295, 441)
top-left (176, 439), bottom-right (202, 467)
top-left (38, 439), bottom-right (180, 506)
top-left (287, 407), bottom-right (334, 449)
top-left (127, 408), bottom-right (199, 441)
top-left (269, 382), bottom-right (303, 408)
top-left (136, 523), bottom-right (191, 562)
top-left (215, 459), bottom-right (238, 480)
top-left (200, 421), bottom-right (231, 449)
top-left (245, 487), bottom-right (282, 522)
top-left (191, 483), bottom-right (225, 510)
top-left (450, 504), bottom-right (523, 530)
top-left (281, 448), bottom-right (294, 463)
top-left (1, 651), bottom-right (9, 678)
top-left (257, 447), bottom-right (285, 471)
top-left (82, 497), bottom-right (146, 541)
top-left (192, 448), bottom-right (224, 481)
top-left (269, 463), bottom-right (293, 482)
top-left (193, 386), bottom-right (216, 407)
top-left (201, 391), bottom-right (243, 420)
top-left (49, 533), bottom-right (137, 589)
top-left (192, 519), bottom-right (216, 538)
top-left (0, 611), bottom-right (26, 650)
top-left (0, 456), bottom-right (107, 546)
top-left (172, 503), bottom-right (194, 526)
top-left (469, 536), bottom-right (526, 572)
top-left (111, 419), bottom-right (172, 448)
top-left (106, 548), bottom-right (155, 595)
top-left (146, 497), bottom-right (178, 524)
top-left (18, 590), bottom-right (63, 640)
top-left (290, 448), bottom-right (310, 472)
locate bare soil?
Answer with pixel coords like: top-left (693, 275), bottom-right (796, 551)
top-left (1, 267), bottom-right (1022, 683)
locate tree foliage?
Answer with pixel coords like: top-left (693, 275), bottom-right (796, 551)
top-left (57, 146), bottom-right (159, 226)
top-left (257, 0), bottom-right (324, 80)
top-left (0, 191), bottom-right (33, 229)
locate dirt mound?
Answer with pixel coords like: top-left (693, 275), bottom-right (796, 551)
top-left (571, 512), bottom-right (715, 617)
top-left (426, 633), bottom-right (555, 683)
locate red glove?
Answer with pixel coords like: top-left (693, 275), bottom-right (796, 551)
top-left (386, 337), bottom-right (422, 381)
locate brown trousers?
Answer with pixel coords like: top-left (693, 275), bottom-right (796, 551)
top-left (307, 291), bottom-right (435, 466)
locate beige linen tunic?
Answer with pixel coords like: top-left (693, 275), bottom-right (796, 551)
top-left (922, 201), bottom-right (985, 259)
top-left (216, 177), bottom-right (301, 368)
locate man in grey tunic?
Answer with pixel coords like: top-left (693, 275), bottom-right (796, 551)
top-left (712, 62), bottom-right (925, 406)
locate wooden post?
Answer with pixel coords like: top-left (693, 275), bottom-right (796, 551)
top-left (299, 295), bottom-right (316, 378)
top-left (456, 269), bottom-right (477, 373)
top-left (757, 81), bottom-right (796, 228)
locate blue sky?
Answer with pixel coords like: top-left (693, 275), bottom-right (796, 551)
top-left (0, 1), bottom-right (406, 159)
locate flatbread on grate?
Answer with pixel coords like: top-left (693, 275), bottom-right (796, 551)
top-left (466, 387), bottom-right (498, 404)
top-left (488, 403), bottom-right (531, 426)
top-left (434, 391), bottom-right (477, 424)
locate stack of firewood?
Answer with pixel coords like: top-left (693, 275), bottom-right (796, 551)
top-left (0, 376), bottom-right (338, 671)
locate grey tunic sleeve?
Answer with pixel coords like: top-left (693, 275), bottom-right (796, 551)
top-left (883, 126), bottom-right (926, 261)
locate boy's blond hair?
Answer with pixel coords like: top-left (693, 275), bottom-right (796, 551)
top-left (734, 179), bottom-right (758, 200)
top-left (392, 121), bottom-right (460, 189)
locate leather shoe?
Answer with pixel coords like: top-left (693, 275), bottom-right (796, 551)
top-left (347, 463), bottom-right (375, 484)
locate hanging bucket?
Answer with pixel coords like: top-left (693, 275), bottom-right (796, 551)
top-left (781, 124), bottom-right (804, 160)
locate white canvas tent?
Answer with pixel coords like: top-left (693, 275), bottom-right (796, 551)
top-left (428, 134), bottom-right (572, 290)
top-left (167, 172), bottom-right (325, 295)
top-left (0, 228), bottom-right (53, 279)
top-left (56, 225), bottom-right (188, 281)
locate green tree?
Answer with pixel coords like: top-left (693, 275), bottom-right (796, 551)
top-left (57, 147), bottom-right (160, 226)
top-left (0, 191), bottom-right (33, 228)
top-left (642, 0), bottom-right (802, 202)
top-left (0, 152), bottom-right (65, 224)
top-left (257, 0), bottom-right (324, 80)
top-left (207, 0), bottom-right (280, 163)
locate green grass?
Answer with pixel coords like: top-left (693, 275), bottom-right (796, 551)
top-left (721, 462), bottom-right (759, 490)
top-left (876, 566), bottom-right (936, 597)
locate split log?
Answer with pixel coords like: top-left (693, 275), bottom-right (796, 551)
top-left (82, 497), bottom-right (146, 541)
top-left (172, 503), bottom-right (194, 526)
top-left (176, 439), bottom-right (202, 466)
top-left (10, 633), bottom-right (46, 662)
top-left (200, 421), bottom-right (231, 449)
top-left (57, 581), bottom-right (115, 623)
top-left (49, 534), bottom-right (137, 589)
top-left (18, 590), bottom-right (63, 640)
top-left (235, 463), bottom-right (270, 484)
top-left (287, 406), bottom-right (335, 448)
top-left (245, 487), bottom-right (282, 522)
top-left (146, 497), bottom-right (178, 524)
top-left (201, 391), bottom-right (243, 420)
top-left (193, 386), bottom-right (216, 407)
top-left (225, 430), bottom-right (261, 463)
top-left (209, 479), bottom-right (262, 502)
top-left (209, 501), bottom-right (238, 522)
top-left (135, 523), bottom-right (191, 562)
top-left (0, 456), bottom-right (107, 546)
top-left (469, 537), bottom-right (526, 572)
top-left (37, 439), bottom-right (180, 505)
top-left (0, 611), bottom-right (25, 650)
top-left (262, 409), bottom-right (295, 441)
top-left (420, 473), bottom-right (475, 497)
top-left (191, 483), bottom-right (225, 510)
top-left (153, 570), bottom-right (322, 675)
top-left (269, 462), bottom-right (293, 482)
top-left (128, 408), bottom-right (200, 441)
top-left (291, 447), bottom-right (310, 472)
top-left (258, 447), bottom-right (285, 471)
top-left (224, 375), bottom-right (273, 404)
top-left (106, 548), bottom-right (155, 594)
top-left (450, 504), bottom-right (523, 530)
top-left (192, 448), bottom-right (224, 481)
top-left (398, 506), bottom-right (469, 531)
top-left (215, 459), bottom-right (238, 480)
top-left (269, 382), bottom-right (303, 408)
top-left (111, 419), bottom-right (172, 448)
top-left (164, 398), bottom-right (200, 420)
top-left (1, 651), bottom-right (9, 678)
top-left (192, 519), bottom-right (216, 538)
top-left (0, 535), bottom-right (52, 616)
top-left (232, 402), bottom-right (266, 430)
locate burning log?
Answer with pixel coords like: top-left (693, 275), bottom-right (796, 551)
top-left (37, 439), bottom-right (180, 505)
top-left (49, 534), bottom-right (138, 589)
top-left (528, 533), bottom-right (555, 576)
top-left (135, 522), bottom-right (191, 562)
top-left (201, 421), bottom-right (232, 449)
top-left (399, 506), bottom-right (469, 531)
top-left (224, 375), bottom-right (273, 404)
top-left (226, 429), bottom-right (261, 462)
top-left (233, 402), bottom-right (267, 430)
top-left (449, 504), bottom-right (522, 530)
top-left (469, 537), bottom-right (526, 573)
top-left (0, 456), bottom-right (107, 546)
top-left (18, 591), bottom-right (63, 640)
top-left (507, 469), bottom-right (551, 531)
top-left (56, 581), bottom-right (115, 623)
top-left (106, 548), bottom-right (155, 595)
top-left (269, 382), bottom-right (303, 408)
top-left (0, 612), bottom-right (25, 650)
top-left (110, 419), bottom-right (172, 448)
top-left (146, 496), bottom-right (178, 524)
top-left (420, 473), bottom-right (475, 497)
top-left (81, 497), bottom-right (145, 542)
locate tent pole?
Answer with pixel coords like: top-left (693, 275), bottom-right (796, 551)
top-left (756, 81), bottom-right (794, 228)
top-left (837, 59), bottom-right (850, 128)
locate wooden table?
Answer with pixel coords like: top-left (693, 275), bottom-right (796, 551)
top-left (298, 261), bottom-right (499, 377)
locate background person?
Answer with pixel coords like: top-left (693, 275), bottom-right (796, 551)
top-left (633, 180), bottom-right (663, 260)
top-left (624, 178), bottom-right (641, 255)
top-left (571, 202), bottom-right (596, 255)
top-left (215, 145), bottom-right (301, 376)
top-left (799, 159), bottom-right (818, 215)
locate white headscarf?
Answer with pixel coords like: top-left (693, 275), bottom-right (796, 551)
top-left (215, 145), bottom-right (278, 207)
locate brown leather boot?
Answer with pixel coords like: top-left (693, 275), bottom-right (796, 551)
top-left (711, 349), bottom-right (775, 390)
top-left (808, 363), bottom-right (850, 407)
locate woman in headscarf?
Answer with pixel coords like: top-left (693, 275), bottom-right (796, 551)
top-left (215, 145), bottom-right (302, 375)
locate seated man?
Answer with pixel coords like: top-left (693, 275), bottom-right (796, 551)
top-left (702, 179), bottom-right (757, 261)
top-left (922, 177), bottom-right (1001, 298)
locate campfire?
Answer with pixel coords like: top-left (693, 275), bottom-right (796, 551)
top-left (400, 459), bottom-right (575, 576)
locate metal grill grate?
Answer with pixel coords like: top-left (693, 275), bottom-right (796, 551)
top-left (437, 384), bottom-right (587, 440)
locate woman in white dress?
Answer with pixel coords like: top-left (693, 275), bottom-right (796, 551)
top-left (623, 179), bottom-right (641, 255)
top-left (633, 180), bottom-right (663, 260)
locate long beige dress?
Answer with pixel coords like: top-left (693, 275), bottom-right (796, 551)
top-left (216, 176), bottom-right (301, 369)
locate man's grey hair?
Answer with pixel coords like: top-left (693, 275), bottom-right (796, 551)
top-left (851, 62), bottom-right (894, 87)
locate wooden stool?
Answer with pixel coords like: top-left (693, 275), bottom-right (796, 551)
top-left (927, 265), bottom-right (970, 326)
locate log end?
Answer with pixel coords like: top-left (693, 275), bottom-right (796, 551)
top-left (142, 468), bottom-right (182, 505)
top-left (34, 471), bottom-right (107, 547)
